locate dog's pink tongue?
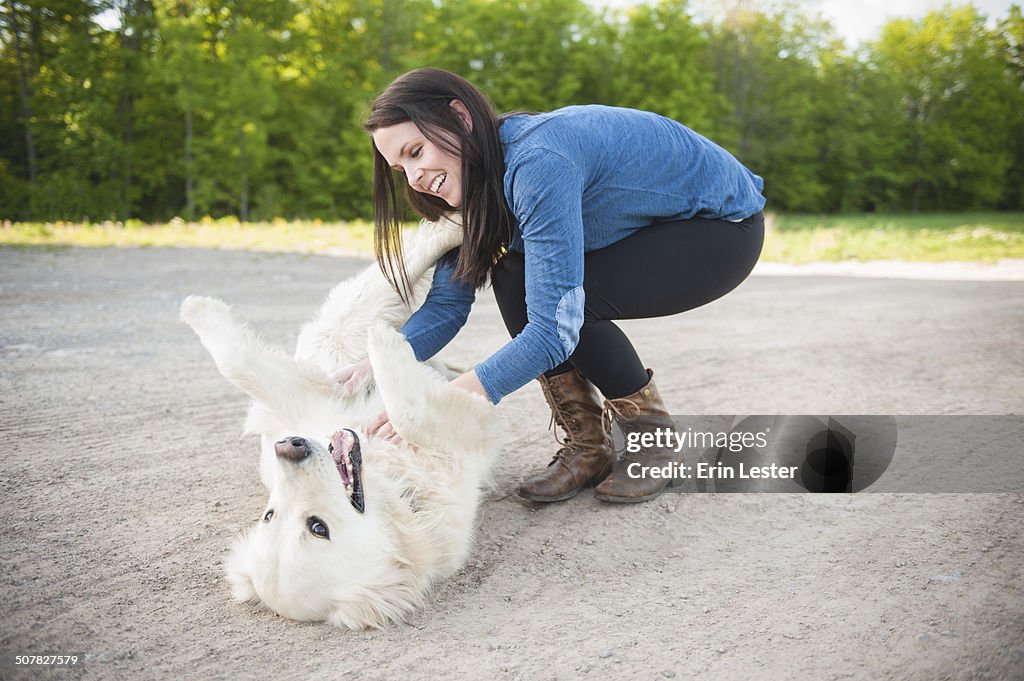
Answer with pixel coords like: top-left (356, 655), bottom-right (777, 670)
top-left (331, 430), bottom-right (354, 457)
top-left (331, 430), bottom-right (355, 485)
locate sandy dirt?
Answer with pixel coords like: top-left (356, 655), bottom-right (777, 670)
top-left (1, 245), bottom-right (1022, 681)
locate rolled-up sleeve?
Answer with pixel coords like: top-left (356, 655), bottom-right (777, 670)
top-left (475, 149), bottom-right (586, 403)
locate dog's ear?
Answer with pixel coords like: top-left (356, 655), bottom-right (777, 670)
top-left (326, 604), bottom-right (384, 631)
top-left (225, 533), bottom-right (260, 604)
top-left (325, 588), bottom-right (413, 631)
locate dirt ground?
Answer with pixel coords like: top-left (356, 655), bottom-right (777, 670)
top-left (1, 245), bottom-right (1022, 681)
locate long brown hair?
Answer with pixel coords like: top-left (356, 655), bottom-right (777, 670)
top-left (364, 68), bottom-right (514, 301)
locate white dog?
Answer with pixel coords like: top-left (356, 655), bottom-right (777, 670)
top-left (180, 216), bottom-right (499, 630)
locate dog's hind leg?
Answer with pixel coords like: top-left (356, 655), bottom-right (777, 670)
top-left (366, 324), bottom-right (498, 458)
top-left (402, 213), bottom-right (463, 282)
top-left (181, 296), bottom-right (327, 420)
top-left (294, 213), bottom-right (464, 374)
top-left (294, 266), bottom-right (410, 372)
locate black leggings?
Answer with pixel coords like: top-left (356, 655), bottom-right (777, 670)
top-left (491, 212), bottom-right (764, 399)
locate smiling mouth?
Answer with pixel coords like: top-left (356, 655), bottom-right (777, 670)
top-left (429, 173), bottom-right (446, 194)
top-left (329, 429), bottom-right (365, 514)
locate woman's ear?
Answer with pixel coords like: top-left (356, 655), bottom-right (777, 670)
top-left (450, 99), bottom-right (473, 132)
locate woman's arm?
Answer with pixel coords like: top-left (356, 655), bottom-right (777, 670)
top-left (399, 249), bottom-right (476, 361)
top-left (473, 149), bottom-right (587, 404)
top-left (337, 250), bottom-right (474, 396)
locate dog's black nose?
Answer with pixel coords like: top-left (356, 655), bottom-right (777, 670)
top-left (275, 436), bottom-right (310, 462)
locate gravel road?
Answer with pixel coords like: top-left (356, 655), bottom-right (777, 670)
top-left (1, 245), bottom-right (1022, 681)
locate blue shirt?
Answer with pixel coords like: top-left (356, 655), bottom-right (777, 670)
top-left (400, 105), bottom-right (766, 403)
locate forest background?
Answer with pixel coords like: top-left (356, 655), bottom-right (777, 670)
top-left (1, 0), bottom-right (1022, 225)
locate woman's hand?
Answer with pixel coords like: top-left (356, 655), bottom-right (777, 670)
top-left (332, 357), bottom-right (374, 397)
top-left (367, 410), bottom-right (404, 445)
top-left (450, 369), bottom-right (490, 401)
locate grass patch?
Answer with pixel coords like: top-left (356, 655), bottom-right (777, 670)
top-left (2, 212), bottom-right (1022, 263)
top-left (764, 212), bottom-right (1024, 263)
top-left (0, 217), bottom-right (378, 257)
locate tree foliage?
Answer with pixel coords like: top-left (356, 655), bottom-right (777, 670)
top-left (1, 0), bottom-right (1021, 221)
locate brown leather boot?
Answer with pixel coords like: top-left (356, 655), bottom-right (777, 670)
top-left (518, 369), bottom-right (613, 502)
top-left (594, 370), bottom-right (678, 503)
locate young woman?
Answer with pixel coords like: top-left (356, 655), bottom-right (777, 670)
top-left (344, 67), bottom-right (765, 504)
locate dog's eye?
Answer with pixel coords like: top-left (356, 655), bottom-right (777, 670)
top-left (327, 442), bottom-right (334, 453)
top-left (263, 510), bottom-right (274, 522)
top-left (307, 516), bottom-right (330, 540)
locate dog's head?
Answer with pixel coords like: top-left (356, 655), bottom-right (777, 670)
top-left (226, 429), bottom-right (424, 629)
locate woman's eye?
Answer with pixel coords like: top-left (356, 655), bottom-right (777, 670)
top-left (411, 146), bottom-right (422, 158)
top-left (308, 517), bottom-right (330, 539)
top-left (263, 510), bottom-right (274, 522)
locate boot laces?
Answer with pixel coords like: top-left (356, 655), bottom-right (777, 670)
top-left (547, 411), bottom-right (581, 463)
top-left (601, 397), bottom-right (644, 456)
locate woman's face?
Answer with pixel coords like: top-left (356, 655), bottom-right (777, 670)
top-left (373, 121), bottom-right (463, 209)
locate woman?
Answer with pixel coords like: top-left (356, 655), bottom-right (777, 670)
top-left (343, 67), bottom-right (765, 504)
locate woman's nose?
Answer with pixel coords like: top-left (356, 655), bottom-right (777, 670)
top-left (407, 166), bottom-right (423, 189)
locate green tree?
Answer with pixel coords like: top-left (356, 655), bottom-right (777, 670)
top-left (2, 0), bottom-right (1021, 221)
top-left (150, 0), bottom-right (207, 219)
top-left (604, 0), bottom-right (721, 135)
top-left (810, 47), bottom-right (913, 212)
top-left (419, 0), bottom-right (600, 112)
top-left (265, 0), bottom-right (434, 220)
top-left (870, 5), bottom-right (1021, 209)
top-left (704, 5), bottom-right (833, 210)
top-left (0, 0), bottom-right (112, 219)
top-left (998, 4), bottom-right (1024, 209)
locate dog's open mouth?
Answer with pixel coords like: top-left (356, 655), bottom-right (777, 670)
top-left (329, 429), bottom-right (365, 514)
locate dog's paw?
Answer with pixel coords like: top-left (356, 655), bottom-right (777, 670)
top-left (417, 213), bottom-right (463, 252)
top-left (180, 295), bottom-right (232, 328)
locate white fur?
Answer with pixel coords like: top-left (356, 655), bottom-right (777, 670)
top-left (294, 213), bottom-right (464, 375)
top-left (180, 215), bottom-right (500, 630)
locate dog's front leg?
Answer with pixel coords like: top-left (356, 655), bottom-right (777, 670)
top-left (366, 325), bottom-right (498, 458)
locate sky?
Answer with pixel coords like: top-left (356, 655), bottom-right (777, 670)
top-left (808, 0), bottom-right (1016, 45)
top-left (94, 0), bottom-right (1018, 48)
top-left (596, 0), bottom-right (1018, 46)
